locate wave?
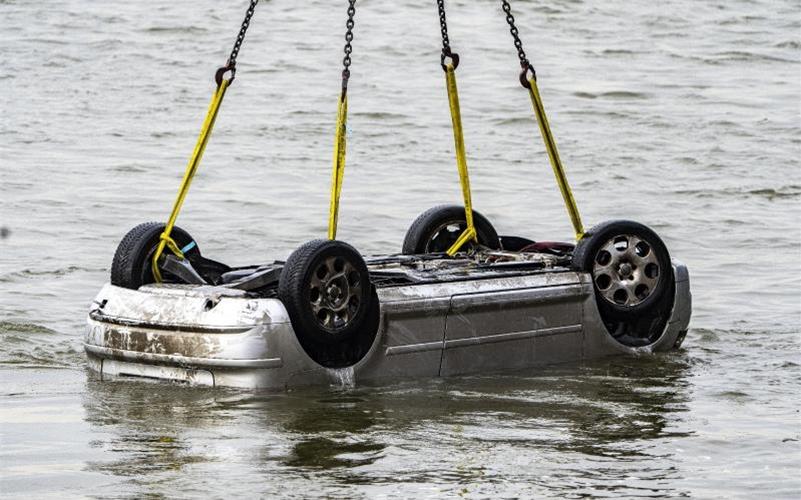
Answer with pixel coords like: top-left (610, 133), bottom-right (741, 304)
top-left (0, 321), bottom-right (84, 369)
top-left (673, 185), bottom-right (801, 200)
top-left (573, 91), bottom-right (650, 100)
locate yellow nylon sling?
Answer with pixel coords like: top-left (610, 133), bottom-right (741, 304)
top-left (326, 1), bottom-right (357, 240)
top-left (151, 79), bottom-right (230, 282)
top-left (327, 93), bottom-right (348, 240)
top-left (525, 76), bottom-right (584, 240)
top-left (499, 0), bottom-right (584, 240)
top-left (443, 63), bottom-right (478, 256)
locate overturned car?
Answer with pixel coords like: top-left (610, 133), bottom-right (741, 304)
top-left (85, 207), bottom-right (691, 389)
top-left (85, 2), bottom-right (691, 389)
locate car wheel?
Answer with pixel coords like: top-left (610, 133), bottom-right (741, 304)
top-left (110, 222), bottom-right (200, 290)
top-left (278, 239), bottom-right (380, 368)
top-left (401, 204), bottom-right (501, 254)
top-left (573, 220), bottom-right (674, 321)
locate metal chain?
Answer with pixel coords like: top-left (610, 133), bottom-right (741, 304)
top-left (500, 0), bottom-right (536, 86)
top-left (341, 0), bottom-right (357, 92)
top-left (228, 0), bottom-right (258, 68)
top-left (436, 0), bottom-right (459, 70)
top-left (216, 0), bottom-right (259, 85)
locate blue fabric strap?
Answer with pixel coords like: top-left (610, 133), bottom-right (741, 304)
top-left (180, 241), bottom-right (197, 254)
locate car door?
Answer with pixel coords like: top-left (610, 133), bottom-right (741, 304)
top-left (440, 271), bottom-right (587, 376)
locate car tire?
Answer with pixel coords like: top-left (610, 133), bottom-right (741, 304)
top-left (278, 239), bottom-right (380, 368)
top-left (401, 204), bottom-right (501, 254)
top-left (572, 220), bottom-right (674, 322)
top-left (110, 222), bottom-right (200, 290)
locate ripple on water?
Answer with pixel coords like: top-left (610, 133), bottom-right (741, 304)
top-left (572, 91), bottom-right (651, 100)
top-left (0, 321), bottom-right (83, 369)
top-left (673, 185), bottom-right (801, 200)
top-left (0, 266), bottom-right (92, 282)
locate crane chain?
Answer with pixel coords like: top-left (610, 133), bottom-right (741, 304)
top-left (216, 0), bottom-right (259, 86)
top-left (436, 0), bottom-right (460, 70)
top-left (341, 0), bottom-right (357, 92)
top-left (500, 0), bottom-right (536, 87)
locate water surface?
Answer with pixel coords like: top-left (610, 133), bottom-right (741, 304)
top-left (1, 0), bottom-right (800, 498)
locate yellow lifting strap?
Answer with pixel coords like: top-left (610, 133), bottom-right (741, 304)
top-left (525, 76), bottom-right (584, 240)
top-left (443, 63), bottom-right (478, 256)
top-left (151, 79), bottom-right (231, 282)
top-left (327, 92), bottom-right (348, 240)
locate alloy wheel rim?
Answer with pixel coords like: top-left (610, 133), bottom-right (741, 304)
top-left (592, 234), bottom-right (661, 307)
top-left (309, 256), bottom-right (362, 331)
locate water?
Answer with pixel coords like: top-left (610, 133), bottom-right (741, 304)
top-left (328, 367), bottom-right (356, 389)
top-left (1, 0), bottom-right (799, 497)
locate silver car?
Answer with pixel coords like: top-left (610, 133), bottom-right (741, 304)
top-left (85, 206), bottom-right (691, 389)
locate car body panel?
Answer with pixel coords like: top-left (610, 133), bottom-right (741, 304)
top-left (85, 260), bottom-right (691, 389)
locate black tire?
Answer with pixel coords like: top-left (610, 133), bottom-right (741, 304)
top-left (278, 239), bottom-right (379, 368)
top-left (572, 220), bottom-right (674, 321)
top-left (401, 205), bottom-right (501, 255)
top-left (110, 222), bottom-right (200, 290)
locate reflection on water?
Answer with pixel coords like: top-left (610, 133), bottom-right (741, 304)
top-left (81, 380), bottom-right (222, 481)
top-left (79, 354), bottom-right (694, 497)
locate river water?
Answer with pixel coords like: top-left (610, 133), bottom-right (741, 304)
top-left (1, 0), bottom-right (799, 498)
